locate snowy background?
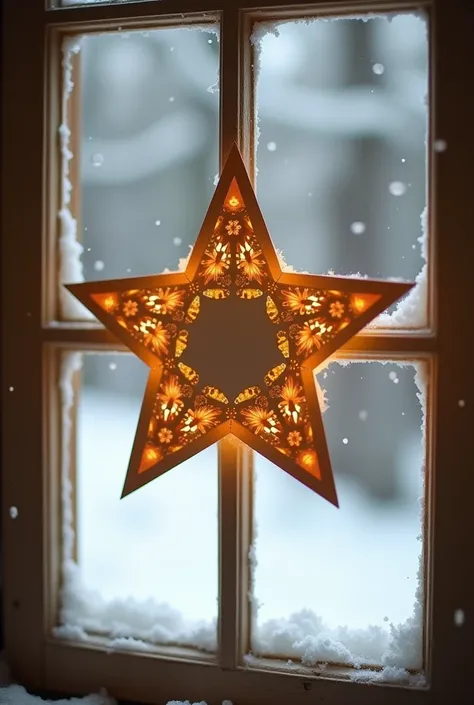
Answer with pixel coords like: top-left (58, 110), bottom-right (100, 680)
top-left (54, 12), bottom-right (429, 677)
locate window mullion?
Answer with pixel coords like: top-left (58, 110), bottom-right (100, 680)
top-left (217, 5), bottom-right (254, 669)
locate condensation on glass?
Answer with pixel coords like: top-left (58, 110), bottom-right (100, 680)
top-left (57, 351), bottom-right (218, 652)
top-left (254, 12), bottom-right (429, 327)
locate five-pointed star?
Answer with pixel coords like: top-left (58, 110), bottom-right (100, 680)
top-left (67, 144), bottom-right (413, 507)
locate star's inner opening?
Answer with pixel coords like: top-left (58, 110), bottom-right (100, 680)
top-left (180, 293), bottom-right (282, 402)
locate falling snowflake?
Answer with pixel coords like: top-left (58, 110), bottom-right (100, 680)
top-left (267, 141), bottom-right (277, 152)
top-left (350, 221), bottom-right (366, 235)
top-left (372, 62), bottom-right (385, 75)
top-left (389, 181), bottom-right (406, 196)
top-left (94, 260), bottom-right (105, 272)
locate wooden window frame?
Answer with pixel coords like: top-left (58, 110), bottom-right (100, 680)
top-left (1, 0), bottom-right (472, 703)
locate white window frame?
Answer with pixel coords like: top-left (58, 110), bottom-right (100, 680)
top-left (1, 0), bottom-right (472, 703)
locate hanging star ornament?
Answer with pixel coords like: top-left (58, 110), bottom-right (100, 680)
top-left (67, 144), bottom-right (413, 507)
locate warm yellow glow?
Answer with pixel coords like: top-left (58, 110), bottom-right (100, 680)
top-left (92, 292), bottom-right (119, 312)
top-left (350, 293), bottom-right (380, 314)
top-left (264, 363), bottom-right (286, 386)
top-left (175, 330), bottom-right (188, 358)
top-left (238, 288), bottom-right (263, 299)
top-left (137, 318), bottom-right (169, 356)
top-left (297, 449), bottom-right (321, 479)
top-left (225, 219), bottom-right (241, 236)
top-left (201, 240), bottom-right (230, 284)
top-left (68, 146), bottom-right (408, 506)
top-left (146, 287), bottom-right (184, 315)
top-left (351, 296), bottom-right (368, 313)
top-left (181, 405), bottom-right (221, 434)
top-left (234, 386), bottom-right (261, 404)
top-left (185, 295), bottom-right (201, 323)
top-left (282, 288), bottom-right (321, 315)
top-left (177, 362), bottom-right (199, 385)
top-left (276, 331), bottom-right (290, 358)
top-left (203, 288), bottom-right (230, 300)
top-left (202, 385), bottom-right (229, 405)
top-left (266, 296), bottom-right (280, 322)
top-left (279, 377), bottom-right (305, 424)
top-left (138, 443), bottom-right (162, 474)
top-left (158, 375), bottom-right (184, 421)
top-left (241, 406), bottom-right (280, 436)
top-left (238, 241), bottom-right (265, 283)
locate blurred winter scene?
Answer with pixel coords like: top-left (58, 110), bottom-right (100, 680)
top-left (52, 9), bottom-right (429, 690)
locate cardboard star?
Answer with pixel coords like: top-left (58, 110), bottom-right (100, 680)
top-left (67, 144), bottom-right (413, 507)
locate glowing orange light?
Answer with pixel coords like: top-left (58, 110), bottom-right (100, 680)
top-left (352, 296), bottom-right (367, 313)
top-left (297, 449), bottom-right (321, 479)
top-left (138, 444), bottom-right (162, 474)
top-left (92, 292), bottom-right (119, 312)
top-left (350, 293), bottom-right (380, 314)
top-left (66, 143), bottom-right (413, 507)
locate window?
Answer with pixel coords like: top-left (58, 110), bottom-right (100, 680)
top-left (2, 0), bottom-right (472, 704)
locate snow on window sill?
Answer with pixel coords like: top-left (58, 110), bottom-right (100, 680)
top-left (242, 654), bottom-right (427, 688)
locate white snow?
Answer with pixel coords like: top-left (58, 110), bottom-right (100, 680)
top-left (56, 561), bottom-right (217, 652)
top-left (55, 355), bottom-right (427, 673)
top-left (388, 180), bottom-right (407, 196)
top-left (350, 221), bottom-right (366, 234)
top-left (433, 139), bottom-right (447, 152)
top-left (370, 207), bottom-right (428, 329)
top-left (59, 37), bottom-right (94, 321)
top-left (251, 360), bottom-right (427, 675)
top-left (56, 353), bottom-right (217, 653)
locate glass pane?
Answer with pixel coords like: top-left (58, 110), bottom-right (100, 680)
top-left (251, 360), bottom-right (426, 679)
top-left (60, 25), bottom-right (219, 317)
top-left (56, 352), bottom-right (218, 653)
top-left (254, 14), bottom-right (428, 328)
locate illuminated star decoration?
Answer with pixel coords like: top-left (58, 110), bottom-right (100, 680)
top-left (67, 144), bottom-right (413, 507)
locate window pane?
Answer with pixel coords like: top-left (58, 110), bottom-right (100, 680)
top-left (251, 360), bottom-right (427, 681)
top-left (59, 25), bottom-right (219, 318)
top-left (254, 14), bottom-right (428, 328)
top-left (56, 352), bottom-right (218, 653)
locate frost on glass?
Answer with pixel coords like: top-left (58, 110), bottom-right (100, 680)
top-left (55, 352), bottom-right (218, 653)
top-left (59, 26), bottom-right (219, 318)
top-left (253, 14), bottom-right (429, 328)
top-left (251, 360), bottom-right (427, 682)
